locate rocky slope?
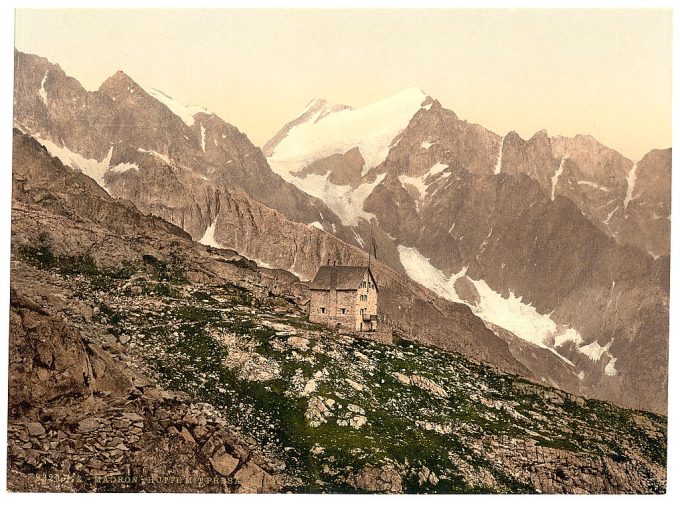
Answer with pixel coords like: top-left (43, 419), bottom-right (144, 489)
top-left (8, 132), bottom-right (667, 493)
top-left (13, 50), bottom-right (669, 413)
top-left (9, 281), bottom-right (290, 493)
top-left (11, 53), bottom-right (587, 399)
top-left (9, 132), bottom-right (305, 492)
top-left (266, 93), bottom-right (671, 414)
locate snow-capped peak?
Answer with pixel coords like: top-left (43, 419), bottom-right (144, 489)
top-left (299, 98), bottom-right (328, 117)
top-left (148, 88), bottom-right (210, 127)
top-left (392, 86), bottom-right (428, 100)
top-left (267, 87), bottom-right (431, 176)
top-left (292, 98), bottom-right (352, 125)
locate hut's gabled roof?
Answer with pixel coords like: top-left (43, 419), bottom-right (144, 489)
top-left (308, 266), bottom-right (378, 292)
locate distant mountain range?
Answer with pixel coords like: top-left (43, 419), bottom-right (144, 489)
top-left (12, 49), bottom-right (669, 414)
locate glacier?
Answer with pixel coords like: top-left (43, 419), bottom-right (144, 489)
top-left (268, 87), bottom-right (430, 178)
top-left (396, 245), bottom-right (602, 368)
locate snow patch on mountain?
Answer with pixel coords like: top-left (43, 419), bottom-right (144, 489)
top-left (399, 175), bottom-right (429, 202)
top-left (148, 88), bottom-right (210, 127)
top-left (109, 162), bottom-right (139, 173)
top-left (470, 279), bottom-right (581, 364)
top-left (426, 162), bottom-right (449, 176)
top-left (352, 229), bottom-right (365, 248)
top-left (38, 71), bottom-right (48, 106)
top-left (605, 357), bottom-right (618, 376)
top-left (199, 216), bottom-right (221, 247)
top-left (577, 338), bottom-right (618, 375)
top-left (579, 339), bottom-right (612, 361)
top-left (577, 180), bottom-right (609, 192)
top-left (604, 205), bottom-right (619, 226)
top-left (421, 141), bottom-right (433, 149)
top-left (308, 221), bottom-right (324, 231)
top-left (268, 87), bottom-right (429, 177)
top-left (200, 123), bottom-right (206, 152)
top-left (477, 227), bottom-right (493, 260)
top-left (397, 245), bottom-right (588, 367)
top-left (137, 148), bottom-right (172, 166)
top-left (551, 155), bottom-right (568, 201)
top-left (36, 135), bottom-right (112, 186)
top-left (493, 135), bottom-right (505, 175)
top-left (398, 162), bottom-right (450, 205)
top-left (624, 162), bottom-right (638, 208)
top-left (397, 245), bottom-right (467, 303)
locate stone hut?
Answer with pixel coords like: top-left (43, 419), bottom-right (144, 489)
top-left (308, 265), bottom-right (378, 332)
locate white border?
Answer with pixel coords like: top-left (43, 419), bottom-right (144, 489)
top-left (0, 2), bottom-right (676, 504)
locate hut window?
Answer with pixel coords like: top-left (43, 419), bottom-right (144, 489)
top-left (319, 307), bottom-right (326, 314)
top-left (340, 308), bottom-right (347, 315)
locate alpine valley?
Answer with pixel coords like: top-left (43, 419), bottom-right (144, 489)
top-left (8, 49), bottom-right (669, 493)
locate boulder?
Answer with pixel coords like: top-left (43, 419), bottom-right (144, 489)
top-left (351, 465), bottom-right (403, 493)
top-left (210, 453), bottom-right (239, 477)
top-left (26, 422), bottom-right (45, 437)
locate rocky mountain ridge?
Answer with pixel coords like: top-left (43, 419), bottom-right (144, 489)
top-left (264, 90), bottom-right (671, 414)
top-left (13, 50), bottom-right (350, 242)
top-left (267, 92), bottom-right (670, 258)
top-left (12, 50), bottom-right (669, 413)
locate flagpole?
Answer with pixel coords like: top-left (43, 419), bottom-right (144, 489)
top-left (368, 224), bottom-right (372, 270)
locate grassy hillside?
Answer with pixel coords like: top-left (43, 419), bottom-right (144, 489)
top-left (22, 249), bottom-right (664, 493)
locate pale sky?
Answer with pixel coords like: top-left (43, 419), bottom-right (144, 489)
top-left (14, 9), bottom-right (672, 161)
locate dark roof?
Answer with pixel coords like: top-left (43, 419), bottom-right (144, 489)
top-left (308, 266), bottom-right (378, 292)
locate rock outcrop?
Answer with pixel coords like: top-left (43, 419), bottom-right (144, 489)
top-left (8, 279), bottom-right (290, 493)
